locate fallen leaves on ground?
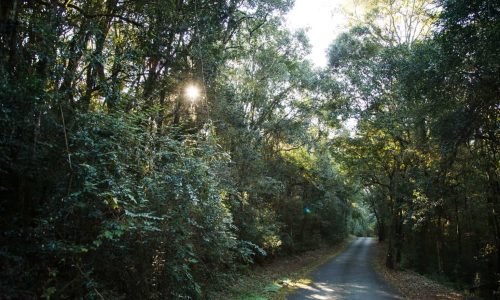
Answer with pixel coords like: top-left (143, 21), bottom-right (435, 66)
top-left (372, 242), bottom-right (466, 300)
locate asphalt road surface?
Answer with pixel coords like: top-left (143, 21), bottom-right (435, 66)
top-left (287, 237), bottom-right (402, 300)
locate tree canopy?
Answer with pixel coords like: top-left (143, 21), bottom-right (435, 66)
top-left (0, 0), bottom-right (498, 298)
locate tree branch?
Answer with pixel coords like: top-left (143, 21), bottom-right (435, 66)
top-left (38, 0), bottom-right (142, 27)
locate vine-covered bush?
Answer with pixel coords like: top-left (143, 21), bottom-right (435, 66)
top-left (3, 112), bottom-right (254, 298)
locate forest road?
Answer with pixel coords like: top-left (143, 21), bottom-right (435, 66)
top-left (287, 237), bottom-right (402, 300)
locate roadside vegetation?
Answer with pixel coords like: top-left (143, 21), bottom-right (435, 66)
top-left (372, 242), bottom-right (465, 300)
top-left (0, 0), bottom-right (498, 299)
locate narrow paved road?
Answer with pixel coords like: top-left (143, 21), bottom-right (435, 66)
top-left (287, 237), bottom-right (402, 300)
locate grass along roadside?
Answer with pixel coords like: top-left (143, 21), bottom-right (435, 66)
top-left (371, 242), bottom-right (466, 300)
top-left (209, 236), bottom-right (354, 300)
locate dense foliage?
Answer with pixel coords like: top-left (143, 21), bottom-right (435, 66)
top-left (0, 0), bottom-right (365, 298)
top-left (1, 0), bottom-right (498, 298)
top-left (327, 0), bottom-right (499, 297)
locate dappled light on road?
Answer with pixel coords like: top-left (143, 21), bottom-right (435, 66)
top-left (288, 238), bottom-right (402, 300)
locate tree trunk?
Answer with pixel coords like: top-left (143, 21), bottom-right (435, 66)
top-left (377, 220), bottom-right (386, 242)
top-left (386, 208), bottom-right (403, 269)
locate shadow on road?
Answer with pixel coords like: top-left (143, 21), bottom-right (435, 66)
top-left (287, 237), bottom-right (402, 300)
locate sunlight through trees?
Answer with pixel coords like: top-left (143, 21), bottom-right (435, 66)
top-left (0, 0), bottom-right (498, 298)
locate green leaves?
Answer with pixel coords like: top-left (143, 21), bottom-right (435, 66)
top-left (323, 0), bottom-right (500, 291)
top-left (263, 282), bottom-right (282, 292)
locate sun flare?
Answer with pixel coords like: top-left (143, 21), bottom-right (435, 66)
top-left (185, 85), bottom-right (200, 101)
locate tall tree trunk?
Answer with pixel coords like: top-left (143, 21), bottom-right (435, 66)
top-left (81, 0), bottom-right (117, 111)
top-left (386, 159), bottom-right (403, 269)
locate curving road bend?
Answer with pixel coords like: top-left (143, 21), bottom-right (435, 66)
top-left (287, 237), bottom-right (402, 300)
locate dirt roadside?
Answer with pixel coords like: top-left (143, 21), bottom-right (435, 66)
top-left (371, 242), bottom-right (468, 300)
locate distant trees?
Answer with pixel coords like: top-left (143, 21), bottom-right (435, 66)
top-left (327, 0), bottom-right (499, 297)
